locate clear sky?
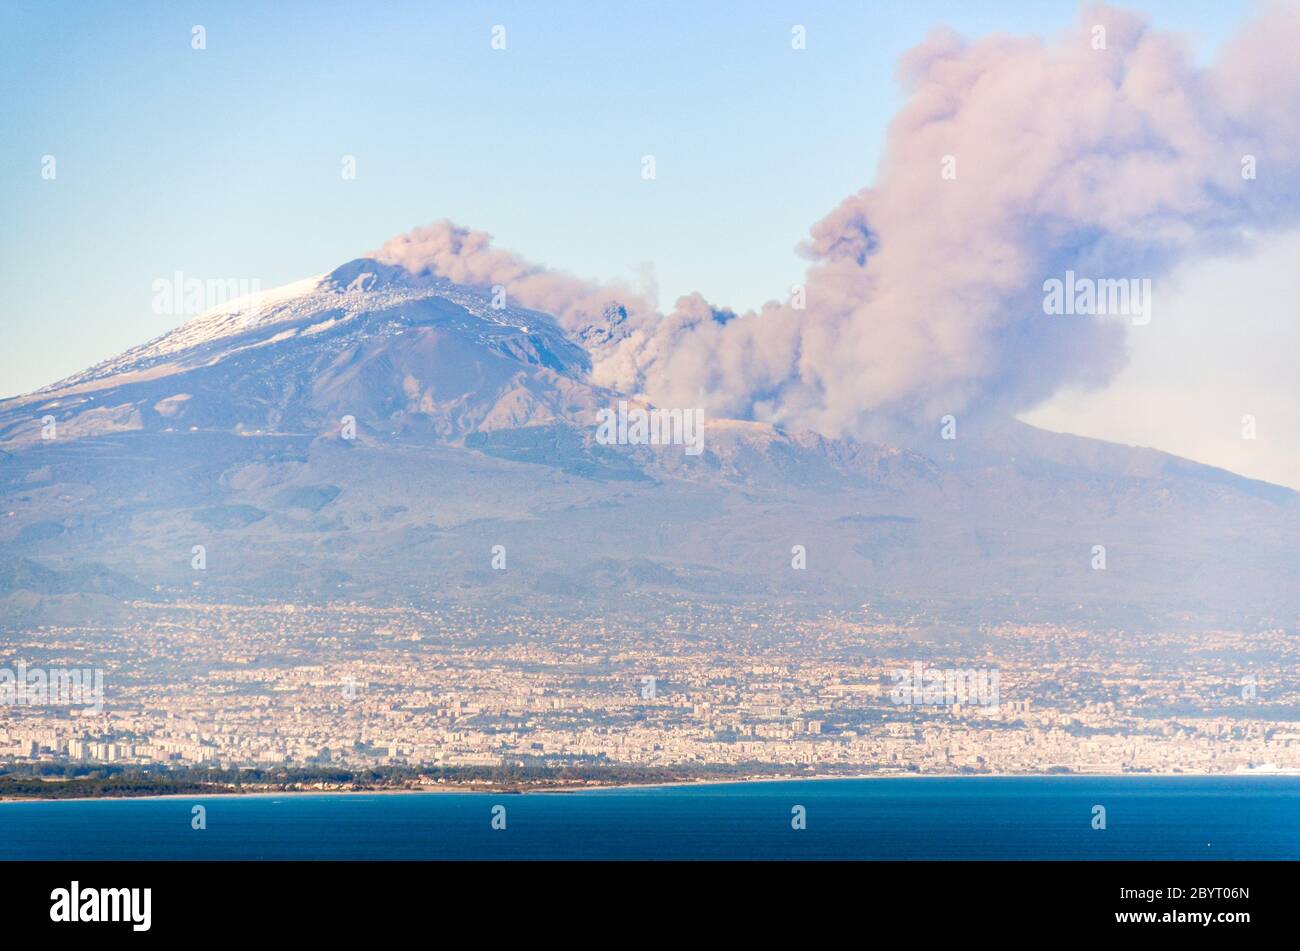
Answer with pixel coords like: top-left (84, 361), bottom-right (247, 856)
top-left (4, 1), bottom-right (1294, 486)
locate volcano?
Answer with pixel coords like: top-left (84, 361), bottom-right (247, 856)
top-left (1, 259), bottom-right (1296, 629)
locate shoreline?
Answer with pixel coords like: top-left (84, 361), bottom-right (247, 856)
top-left (4, 769), bottom-right (1298, 804)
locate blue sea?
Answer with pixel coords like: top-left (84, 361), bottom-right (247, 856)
top-left (3, 776), bottom-right (1298, 860)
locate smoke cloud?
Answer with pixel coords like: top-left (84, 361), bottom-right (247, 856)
top-left (376, 4), bottom-right (1300, 440)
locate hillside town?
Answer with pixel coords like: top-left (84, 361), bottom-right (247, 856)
top-left (3, 599), bottom-right (1298, 779)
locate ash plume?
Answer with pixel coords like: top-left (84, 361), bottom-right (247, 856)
top-left (376, 3), bottom-right (1300, 439)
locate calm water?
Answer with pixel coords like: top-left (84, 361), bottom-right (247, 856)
top-left (3, 776), bottom-right (1298, 860)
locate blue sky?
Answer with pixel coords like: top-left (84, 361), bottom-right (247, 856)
top-left (0, 0), bottom-right (1254, 397)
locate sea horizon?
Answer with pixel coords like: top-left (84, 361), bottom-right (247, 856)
top-left (5, 769), bottom-right (1300, 806)
top-left (5, 775), bottom-right (1299, 861)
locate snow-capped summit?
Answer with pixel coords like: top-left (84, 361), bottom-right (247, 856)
top-left (48, 258), bottom-right (583, 396)
top-left (0, 256), bottom-right (605, 448)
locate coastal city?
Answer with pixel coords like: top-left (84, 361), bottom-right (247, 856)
top-left (3, 598), bottom-right (1298, 781)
